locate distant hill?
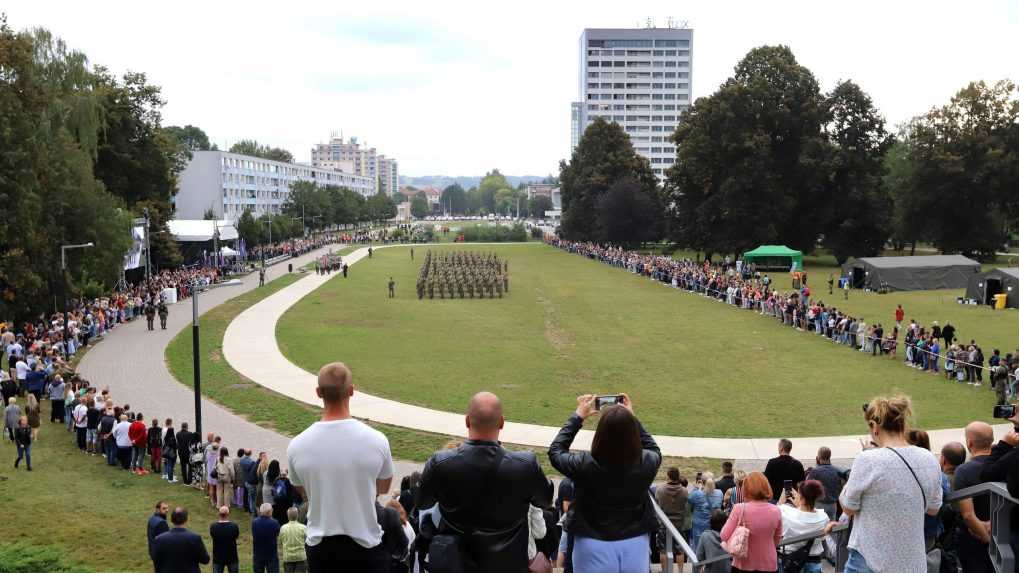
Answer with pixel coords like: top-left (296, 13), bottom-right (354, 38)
top-left (400, 174), bottom-right (548, 190)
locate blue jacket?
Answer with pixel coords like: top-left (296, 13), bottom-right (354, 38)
top-left (25, 370), bottom-right (46, 394)
top-left (151, 527), bottom-right (210, 573)
top-left (147, 514), bottom-right (169, 559)
top-left (251, 516), bottom-right (280, 562)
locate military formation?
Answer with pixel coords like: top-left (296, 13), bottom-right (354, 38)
top-left (416, 251), bottom-right (509, 300)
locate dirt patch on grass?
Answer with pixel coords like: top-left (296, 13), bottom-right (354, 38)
top-left (536, 288), bottom-right (573, 357)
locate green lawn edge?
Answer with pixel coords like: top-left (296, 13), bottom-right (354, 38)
top-left (163, 261), bottom-right (723, 478)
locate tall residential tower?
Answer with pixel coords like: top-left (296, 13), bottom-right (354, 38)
top-left (573, 26), bottom-right (693, 179)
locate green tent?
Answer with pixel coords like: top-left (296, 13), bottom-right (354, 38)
top-left (742, 245), bottom-right (803, 271)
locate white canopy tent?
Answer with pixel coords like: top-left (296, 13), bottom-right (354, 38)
top-left (167, 219), bottom-right (239, 242)
top-left (218, 246), bottom-right (239, 258)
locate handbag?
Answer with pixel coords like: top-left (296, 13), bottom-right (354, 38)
top-left (886, 447), bottom-right (940, 573)
top-left (527, 552), bottom-right (552, 573)
top-left (720, 503), bottom-right (750, 559)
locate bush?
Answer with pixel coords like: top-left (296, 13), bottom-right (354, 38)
top-left (530, 226), bottom-right (544, 240)
top-left (0, 543), bottom-right (93, 573)
top-left (460, 224), bottom-right (527, 243)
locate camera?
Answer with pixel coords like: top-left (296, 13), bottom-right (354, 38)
top-left (595, 395), bottom-right (625, 410)
top-left (993, 404), bottom-right (1016, 419)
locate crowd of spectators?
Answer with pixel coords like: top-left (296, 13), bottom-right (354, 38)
top-left (547, 238), bottom-right (1019, 404)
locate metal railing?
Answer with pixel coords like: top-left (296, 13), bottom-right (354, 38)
top-left (944, 481), bottom-right (1018, 573)
top-left (651, 481), bottom-right (1019, 573)
top-left (651, 495), bottom-right (850, 573)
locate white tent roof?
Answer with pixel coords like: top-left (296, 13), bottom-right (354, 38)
top-left (167, 219), bottom-right (239, 242)
top-left (218, 246), bottom-right (239, 257)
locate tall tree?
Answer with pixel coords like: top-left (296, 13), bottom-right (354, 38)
top-left (476, 170), bottom-right (510, 213)
top-left (440, 183), bottom-right (469, 214)
top-left (665, 46), bottom-right (828, 258)
top-left (0, 23), bottom-right (132, 320)
top-left (229, 139), bottom-right (293, 163)
top-left (162, 124), bottom-right (214, 154)
top-left (236, 208), bottom-right (262, 246)
top-left (559, 117), bottom-right (659, 242)
top-left (92, 69), bottom-right (183, 269)
top-left (883, 136), bottom-right (923, 253)
top-left (528, 195), bottom-right (553, 218)
top-left (597, 178), bottom-right (661, 247)
top-left (410, 196), bottom-right (429, 219)
top-left (906, 80), bottom-right (1019, 257)
top-left (820, 80), bottom-right (894, 263)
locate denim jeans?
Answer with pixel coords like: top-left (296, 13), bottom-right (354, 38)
top-left (844, 549), bottom-right (875, 573)
top-left (246, 483), bottom-right (257, 513)
top-left (164, 457), bottom-right (176, 480)
top-left (131, 445), bottom-right (146, 469)
top-left (105, 438), bottom-right (117, 465)
top-left (15, 444), bottom-right (31, 469)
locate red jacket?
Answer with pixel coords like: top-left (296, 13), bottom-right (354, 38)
top-left (128, 421), bottom-right (148, 447)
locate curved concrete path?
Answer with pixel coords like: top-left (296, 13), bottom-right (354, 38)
top-left (77, 245), bottom-right (420, 479)
top-left (223, 244), bottom-right (1014, 460)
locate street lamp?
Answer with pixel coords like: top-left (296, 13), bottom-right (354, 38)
top-left (191, 278), bottom-right (242, 437)
top-left (261, 220), bottom-right (273, 269)
top-left (61, 242), bottom-right (94, 360)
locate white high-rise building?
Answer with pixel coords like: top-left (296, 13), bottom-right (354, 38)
top-left (573, 26), bottom-right (693, 179)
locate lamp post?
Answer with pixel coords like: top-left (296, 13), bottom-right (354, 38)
top-left (61, 242), bottom-right (95, 360)
top-left (191, 278), bottom-right (242, 437)
top-left (261, 220), bottom-right (273, 269)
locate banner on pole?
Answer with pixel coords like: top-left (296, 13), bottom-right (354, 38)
top-left (123, 220), bottom-right (147, 270)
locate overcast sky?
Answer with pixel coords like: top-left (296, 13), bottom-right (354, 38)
top-left (8, 0), bottom-right (1019, 176)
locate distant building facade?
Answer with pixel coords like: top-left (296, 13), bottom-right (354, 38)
top-left (526, 183), bottom-right (557, 200)
top-left (572, 26), bottom-right (693, 179)
top-left (311, 135), bottom-right (399, 197)
top-left (176, 150), bottom-right (373, 221)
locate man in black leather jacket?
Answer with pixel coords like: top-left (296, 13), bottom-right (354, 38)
top-left (979, 425), bottom-right (1019, 561)
top-left (416, 391), bottom-right (551, 573)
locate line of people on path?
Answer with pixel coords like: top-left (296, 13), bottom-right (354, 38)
top-left (547, 238), bottom-right (1017, 405)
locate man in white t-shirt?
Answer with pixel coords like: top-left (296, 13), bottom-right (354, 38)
top-left (287, 362), bottom-right (394, 573)
top-left (112, 414), bottom-right (133, 469)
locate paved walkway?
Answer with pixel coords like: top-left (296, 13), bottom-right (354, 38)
top-left (223, 244), bottom-right (1014, 461)
top-left (76, 245), bottom-right (421, 482)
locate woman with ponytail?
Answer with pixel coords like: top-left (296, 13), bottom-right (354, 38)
top-left (840, 395), bottom-right (942, 573)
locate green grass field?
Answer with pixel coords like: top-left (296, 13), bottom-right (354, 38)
top-left (165, 258), bottom-right (719, 476)
top-left (0, 401), bottom-right (255, 572)
top-left (278, 244), bottom-right (1004, 438)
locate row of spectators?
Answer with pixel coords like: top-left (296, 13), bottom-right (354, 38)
top-left (147, 360), bottom-right (1009, 573)
top-left (547, 238), bottom-right (1019, 404)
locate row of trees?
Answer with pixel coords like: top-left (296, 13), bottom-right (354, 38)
top-left (233, 181), bottom-right (399, 247)
top-left (432, 175), bottom-right (553, 219)
top-left (561, 44), bottom-right (1019, 261)
top-left (1, 21), bottom-right (192, 319)
top-left (228, 139), bottom-right (294, 163)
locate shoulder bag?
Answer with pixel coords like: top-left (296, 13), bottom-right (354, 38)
top-left (720, 503), bottom-right (750, 559)
top-left (886, 447), bottom-right (941, 573)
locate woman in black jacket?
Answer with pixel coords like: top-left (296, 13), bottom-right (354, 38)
top-left (548, 394), bottom-right (661, 573)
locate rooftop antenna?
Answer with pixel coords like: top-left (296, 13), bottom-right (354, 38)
top-left (646, 17), bottom-right (655, 29)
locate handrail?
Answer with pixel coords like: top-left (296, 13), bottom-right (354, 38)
top-left (649, 495), bottom-right (849, 572)
top-left (945, 481), bottom-right (1019, 505)
top-left (943, 481), bottom-right (1016, 573)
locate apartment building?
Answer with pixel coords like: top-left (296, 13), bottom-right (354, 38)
top-left (573, 26), bottom-right (693, 179)
top-left (176, 150), bottom-right (374, 221)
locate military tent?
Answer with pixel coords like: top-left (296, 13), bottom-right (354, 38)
top-left (965, 268), bottom-right (1019, 307)
top-left (842, 255), bottom-right (980, 292)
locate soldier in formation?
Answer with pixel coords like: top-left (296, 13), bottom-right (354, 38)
top-left (415, 250), bottom-right (510, 300)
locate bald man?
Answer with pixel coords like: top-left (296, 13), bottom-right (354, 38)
top-left (416, 391), bottom-right (551, 573)
top-left (286, 362), bottom-right (394, 573)
top-left (953, 421), bottom-right (995, 573)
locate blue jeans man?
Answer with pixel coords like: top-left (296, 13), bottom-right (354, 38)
top-left (245, 483), bottom-right (257, 513)
top-left (104, 436), bottom-right (117, 465)
top-left (15, 443), bottom-right (31, 470)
